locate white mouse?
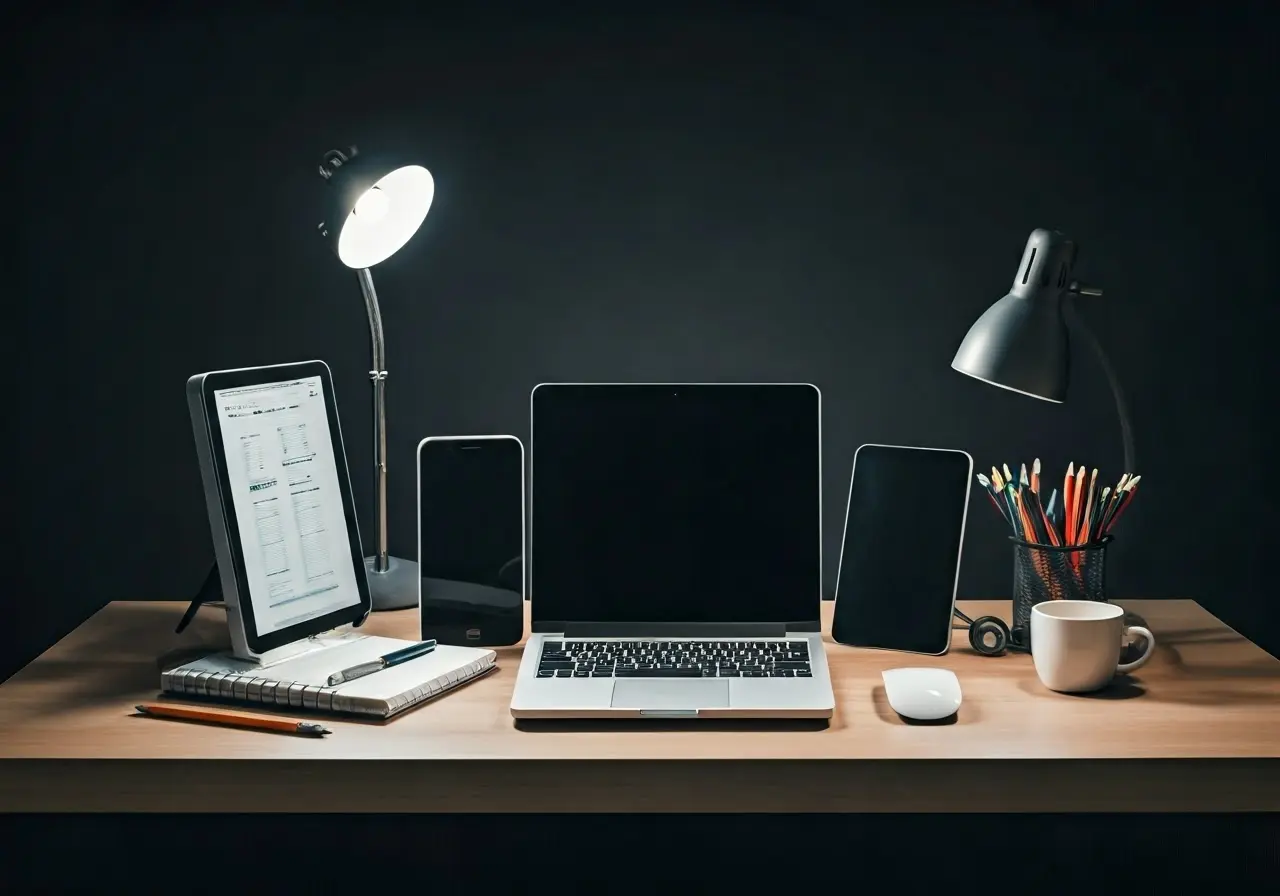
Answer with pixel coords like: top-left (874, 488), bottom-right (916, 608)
top-left (881, 667), bottom-right (963, 721)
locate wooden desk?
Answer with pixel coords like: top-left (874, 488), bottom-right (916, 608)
top-left (1, 600), bottom-right (1277, 813)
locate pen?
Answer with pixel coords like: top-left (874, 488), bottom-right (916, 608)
top-left (134, 703), bottom-right (330, 737)
top-left (327, 640), bottom-right (437, 686)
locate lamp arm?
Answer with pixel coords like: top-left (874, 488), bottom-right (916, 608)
top-left (357, 268), bottom-right (390, 573)
top-left (1064, 295), bottom-right (1136, 474)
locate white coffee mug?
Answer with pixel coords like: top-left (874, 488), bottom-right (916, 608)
top-left (1030, 600), bottom-right (1155, 693)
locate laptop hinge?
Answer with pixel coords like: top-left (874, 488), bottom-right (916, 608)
top-left (560, 622), bottom-right (787, 638)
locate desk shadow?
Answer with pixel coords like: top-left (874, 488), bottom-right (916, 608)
top-left (514, 718), bottom-right (829, 734)
top-left (1016, 675), bottom-right (1146, 700)
top-left (869, 685), bottom-right (960, 726)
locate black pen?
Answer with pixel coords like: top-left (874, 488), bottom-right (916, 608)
top-left (327, 640), bottom-right (437, 686)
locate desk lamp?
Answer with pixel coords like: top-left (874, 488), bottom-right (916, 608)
top-left (951, 228), bottom-right (1135, 472)
top-left (318, 146), bottom-right (435, 611)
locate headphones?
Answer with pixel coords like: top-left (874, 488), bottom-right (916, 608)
top-left (954, 608), bottom-right (1029, 656)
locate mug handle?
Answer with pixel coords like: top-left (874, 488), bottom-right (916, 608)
top-left (1116, 625), bottom-right (1156, 674)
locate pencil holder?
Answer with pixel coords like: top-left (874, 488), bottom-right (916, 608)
top-left (1010, 536), bottom-right (1111, 649)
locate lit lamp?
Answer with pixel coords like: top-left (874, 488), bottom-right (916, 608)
top-left (318, 146), bottom-right (435, 611)
top-left (951, 228), bottom-right (1135, 472)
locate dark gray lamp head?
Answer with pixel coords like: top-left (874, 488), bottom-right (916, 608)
top-left (951, 228), bottom-right (1080, 403)
top-left (317, 146), bottom-right (435, 269)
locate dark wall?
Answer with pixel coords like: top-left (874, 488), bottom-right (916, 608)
top-left (10, 6), bottom-right (1276, 678)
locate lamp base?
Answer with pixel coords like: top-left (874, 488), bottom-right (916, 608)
top-left (363, 555), bottom-right (419, 612)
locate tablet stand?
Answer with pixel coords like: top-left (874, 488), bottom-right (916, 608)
top-left (175, 562), bottom-right (222, 634)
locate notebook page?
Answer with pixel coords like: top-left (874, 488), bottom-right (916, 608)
top-left (328, 644), bottom-right (496, 715)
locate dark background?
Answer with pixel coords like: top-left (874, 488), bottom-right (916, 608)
top-left (10, 3), bottom-right (1276, 682)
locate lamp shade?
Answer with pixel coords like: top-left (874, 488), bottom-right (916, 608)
top-left (951, 228), bottom-right (1078, 403)
top-left (318, 146), bottom-right (434, 269)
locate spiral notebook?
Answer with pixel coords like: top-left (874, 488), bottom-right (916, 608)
top-left (160, 632), bottom-right (497, 720)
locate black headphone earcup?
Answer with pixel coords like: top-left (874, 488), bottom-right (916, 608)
top-left (968, 615), bottom-right (1010, 656)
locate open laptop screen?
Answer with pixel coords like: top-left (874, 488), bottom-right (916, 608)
top-left (530, 383), bottom-right (821, 628)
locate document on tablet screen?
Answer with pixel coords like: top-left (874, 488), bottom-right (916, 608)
top-left (213, 376), bottom-right (362, 634)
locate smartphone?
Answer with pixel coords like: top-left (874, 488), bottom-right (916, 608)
top-left (831, 443), bottom-right (973, 655)
top-left (417, 435), bottom-right (525, 646)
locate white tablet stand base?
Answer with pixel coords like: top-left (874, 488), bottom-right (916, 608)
top-left (364, 555), bottom-right (419, 612)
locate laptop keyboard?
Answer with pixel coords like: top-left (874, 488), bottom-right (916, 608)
top-left (536, 640), bottom-right (812, 678)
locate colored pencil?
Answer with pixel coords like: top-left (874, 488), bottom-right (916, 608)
top-left (1104, 477), bottom-right (1140, 535)
top-left (975, 461), bottom-right (1142, 547)
top-left (1091, 487), bottom-right (1111, 542)
top-left (1063, 462), bottom-right (1077, 550)
top-left (1033, 488), bottom-right (1060, 546)
top-left (1017, 488), bottom-right (1045, 543)
top-left (1073, 467), bottom-right (1087, 538)
top-left (1004, 484), bottom-right (1024, 537)
top-left (1098, 474), bottom-right (1128, 534)
top-left (976, 474), bottom-right (1012, 526)
top-left (1080, 468), bottom-right (1099, 543)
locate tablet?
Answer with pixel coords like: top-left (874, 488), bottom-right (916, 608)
top-left (187, 360), bottom-right (371, 658)
top-left (831, 443), bottom-right (973, 655)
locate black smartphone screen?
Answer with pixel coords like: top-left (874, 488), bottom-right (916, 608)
top-left (418, 436), bottom-right (524, 646)
top-left (831, 444), bottom-right (973, 655)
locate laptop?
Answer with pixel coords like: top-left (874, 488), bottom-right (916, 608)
top-left (509, 383), bottom-right (835, 719)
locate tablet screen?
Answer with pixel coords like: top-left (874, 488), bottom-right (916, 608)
top-left (213, 375), bottom-right (363, 635)
top-left (831, 444), bottom-right (972, 655)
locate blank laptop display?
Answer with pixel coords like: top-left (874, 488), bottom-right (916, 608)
top-left (530, 383), bottom-right (822, 629)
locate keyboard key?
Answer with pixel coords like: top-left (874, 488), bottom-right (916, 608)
top-left (615, 668), bottom-right (704, 678)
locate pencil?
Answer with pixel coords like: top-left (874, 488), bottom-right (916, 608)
top-left (1014, 488), bottom-right (1057, 594)
top-left (977, 474), bottom-right (1012, 527)
top-left (1031, 458), bottom-right (1041, 495)
top-left (1091, 487), bottom-right (1111, 542)
top-left (134, 703), bottom-right (330, 737)
top-left (1072, 466), bottom-right (1087, 540)
top-left (1079, 467), bottom-right (1099, 545)
top-left (1020, 463), bottom-right (1029, 489)
top-left (1017, 488), bottom-right (1045, 544)
top-left (1098, 474), bottom-right (1128, 534)
top-left (1104, 477), bottom-right (1140, 534)
top-left (1032, 487), bottom-right (1060, 546)
top-left (1046, 488), bottom-right (1058, 532)
top-left (1063, 462), bottom-right (1077, 551)
top-left (1002, 483), bottom-right (1021, 532)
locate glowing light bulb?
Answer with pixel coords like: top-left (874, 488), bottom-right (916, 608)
top-left (353, 186), bottom-right (389, 223)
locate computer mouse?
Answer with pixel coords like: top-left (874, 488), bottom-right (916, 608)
top-left (881, 667), bottom-right (962, 721)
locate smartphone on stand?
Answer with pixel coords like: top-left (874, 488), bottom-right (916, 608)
top-left (416, 435), bottom-right (525, 646)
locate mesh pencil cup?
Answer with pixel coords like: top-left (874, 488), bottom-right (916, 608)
top-left (1010, 535), bottom-right (1111, 650)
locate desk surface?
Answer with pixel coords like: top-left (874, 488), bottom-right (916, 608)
top-left (2, 599), bottom-right (1277, 812)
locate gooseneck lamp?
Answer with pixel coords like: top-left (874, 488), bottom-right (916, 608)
top-left (318, 146), bottom-right (435, 611)
top-left (951, 228), bottom-right (1135, 473)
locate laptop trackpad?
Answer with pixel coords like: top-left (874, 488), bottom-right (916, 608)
top-left (610, 679), bottom-right (730, 710)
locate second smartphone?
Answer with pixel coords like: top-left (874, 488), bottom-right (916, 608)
top-left (417, 435), bottom-right (525, 646)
